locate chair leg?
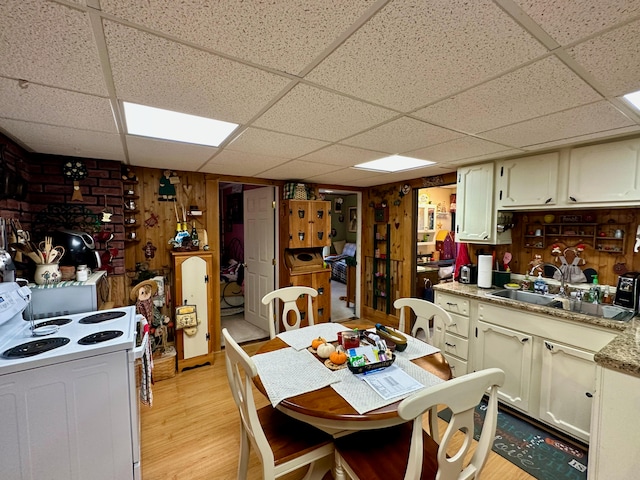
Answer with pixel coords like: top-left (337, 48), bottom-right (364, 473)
top-left (238, 426), bottom-right (250, 479)
top-left (334, 452), bottom-right (347, 480)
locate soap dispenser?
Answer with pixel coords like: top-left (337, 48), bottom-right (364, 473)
top-left (534, 272), bottom-right (547, 294)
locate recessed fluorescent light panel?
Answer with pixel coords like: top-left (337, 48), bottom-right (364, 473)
top-left (624, 90), bottom-right (640, 112)
top-left (123, 102), bottom-right (238, 147)
top-left (353, 155), bottom-right (434, 173)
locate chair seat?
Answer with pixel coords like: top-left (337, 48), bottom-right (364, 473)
top-left (258, 406), bottom-right (333, 466)
top-left (335, 422), bottom-right (439, 480)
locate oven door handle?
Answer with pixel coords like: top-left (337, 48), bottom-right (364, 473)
top-left (132, 331), bottom-right (149, 361)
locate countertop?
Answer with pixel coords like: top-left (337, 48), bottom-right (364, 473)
top-left (433, 282), bottom-right (640, 379)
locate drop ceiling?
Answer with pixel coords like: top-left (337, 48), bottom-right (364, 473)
top-left (1, 0), bottom-right (640, 187)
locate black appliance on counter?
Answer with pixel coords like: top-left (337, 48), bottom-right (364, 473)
top-left (52, 229), bottom-right (101, 269)
top-left (614, 272), bottom-right (640, 311)
top-left (459, 264), bottom-right (477, 284)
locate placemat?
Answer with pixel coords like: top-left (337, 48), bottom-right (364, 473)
top-left (252, 347), bottom-right (340, 406)
top-left (276, 322), bottom-right (348, 350)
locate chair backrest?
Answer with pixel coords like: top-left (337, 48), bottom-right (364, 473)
top-left (222, 328), bottom-right (276, 474)
top-left (398, 368), bottom-right (505, 480)
top-left (261, 286), bottom-right (318, 339)
top-left (394, 297), bottom-right (453, 347)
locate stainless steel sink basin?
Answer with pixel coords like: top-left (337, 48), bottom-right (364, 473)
top-left (488, 289), bottom-right (557, 306)
top-left (488, 289), bottom-right (635, 321)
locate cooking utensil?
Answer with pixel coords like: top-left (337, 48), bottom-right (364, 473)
top-left (47, 246), bottom-right (65, 264)
top-left (503, 252), bottom-right (512, 270)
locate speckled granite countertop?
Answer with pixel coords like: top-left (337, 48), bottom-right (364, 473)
top-left (433, 282), bottom-right (640, 378)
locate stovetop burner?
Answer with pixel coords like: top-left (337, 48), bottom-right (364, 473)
top-left (78, 330), bottom-right (124, 345)
top-left (34, 318), bottom-right (73, 328)
top-left (79, 311), bottom-right (126, 324)
top-left (2, 337), bottom-right (71, 358)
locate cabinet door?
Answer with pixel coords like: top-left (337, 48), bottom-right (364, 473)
top-left (568, 138), bottom-right (640, 204)
top-left (289, 270), bottom-right (331, 325)
top-left (286, 200), bottom-right (331, 248)
top-left (455, 163), bottom-right (494, 242)
top-left (180, 255), bottom-right (211, 359)
top-left (477, 320), bottom-right (533, 411)
top-left (539, 340), bottom-right (595, 443)
top-left (287, 200), bottom-right (312, 248)
top-left (497, 153), bottom-right (559, 207)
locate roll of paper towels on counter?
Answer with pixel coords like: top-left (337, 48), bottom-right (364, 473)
top-left (477, 255), bottom-right (493, 288)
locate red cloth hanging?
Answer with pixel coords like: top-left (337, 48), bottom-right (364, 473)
top-left (454, 242), bottom-right (471, 281)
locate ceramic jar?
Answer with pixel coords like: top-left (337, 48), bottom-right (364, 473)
top-left (34, 263), bottom-right (61, 285)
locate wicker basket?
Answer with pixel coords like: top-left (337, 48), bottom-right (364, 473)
top-left (152, 346), bottom-right (176, 381)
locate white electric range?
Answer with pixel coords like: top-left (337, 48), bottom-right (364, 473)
top-left (0, 283), bottom-right (147, 480)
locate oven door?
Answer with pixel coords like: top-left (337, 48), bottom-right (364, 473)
top-left (129, 319), bottom-right (149, 480)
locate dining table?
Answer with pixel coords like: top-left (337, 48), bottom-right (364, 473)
top-left (252, 319), bottom-right (452, 437)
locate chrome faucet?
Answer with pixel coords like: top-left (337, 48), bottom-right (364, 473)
top-left (530, 263), bottom-right (567, 297)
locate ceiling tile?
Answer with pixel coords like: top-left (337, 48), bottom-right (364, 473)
top-left (305, 0), bottom-right (547, 111)
top-left (226, 128), bottom-right (328, 158)
top-left (307, 168), bottom-right (387, 187)
top-left (480, 101), bottom-right (636, 147)
top-left (200, 149), bottom-right (289, 176)
top-left (103, 20), bottom-right (291, 124)
top-left (258, 159), bottom-right (344, 181)
top-left (0, 118), bottom-right (124, 160)
top-left (414, 56), bottom-right (602, 133)
top-left (519, 126), bottom-right (640, 151)
top-left (514, 0), bottom-right (640, 46)
top-left (0, 78), bottom-right (116, 132)
top-left (100, 0), bottom-right (374, 75)
top-left (299, 144), bottom-right (387, 167)
top-left (341, 117), bottom-right (463, 153)
top-left (407, 136), bottom-right (522, 163)
top-left (567, 19), bottom-right (640, 96)
top-left (253, 84), bottom-right (396, 141)
top-left (0, 0), bottom-right (107, 95)
top-left (126, 136), bottom-right (216, 170)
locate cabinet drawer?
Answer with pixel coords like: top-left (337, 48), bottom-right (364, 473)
top-left (445, 355), bottom-right (467, 378)
top-left (443, 333), bottom-right (469, 360)
top-left (436, 292), bottom-right (469, 316)
top-left (446, 312), bottom-right (469, 338)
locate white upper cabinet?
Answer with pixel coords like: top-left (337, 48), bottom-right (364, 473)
top-left (496, 153), bottom-right (559, 208)
top-left (567, 138), bottom-right (640, 205)
top-left (455, 163), bottom-right (494, 243)
top-left (456, 163), bottom-right (511, 244)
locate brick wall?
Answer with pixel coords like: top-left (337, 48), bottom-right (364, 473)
top-left (0, 133), bottom-right (126, 276)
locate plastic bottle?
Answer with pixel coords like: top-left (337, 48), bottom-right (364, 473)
top-left (602, 285), bottom-right (612, 304)
top-left (590, 275), bottom-right (601, 304)
top-left (534, 273), bottom-right (546, 294)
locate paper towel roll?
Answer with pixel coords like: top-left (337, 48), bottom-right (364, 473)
top-left (478, 255), bottom-right (493, 288)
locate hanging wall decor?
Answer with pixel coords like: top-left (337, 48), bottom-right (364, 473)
top-left (62, 160), bottom-right (88, 201)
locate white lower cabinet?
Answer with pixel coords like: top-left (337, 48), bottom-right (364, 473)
top-left (434, 292), bottom-right (471, 377)
top-left (470, 299), bottom-right (616, 442)
top-left (477, 321), bottom-right (533, 411)
top-left (539, 340), bottom-right (595, 443)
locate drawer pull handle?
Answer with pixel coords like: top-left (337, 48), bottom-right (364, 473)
top-left (450, 323), bottom-right (457, 327)
top-left (446, 302), bottom-right (457, 306)
top-left (585, 392), bottom-right (593, 398)
top-left (445, 342), bottom-right (456, 348)
top-left (521, 338), bottom-right (529, 343)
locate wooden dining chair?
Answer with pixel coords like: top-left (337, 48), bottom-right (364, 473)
top-left (222, 328), bottom-right (334, 479)
top-left (261, 286), bottom-right (318, 339)
top-left (334, 368), bottom-right (505, 480)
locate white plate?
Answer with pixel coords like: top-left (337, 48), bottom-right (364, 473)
top-left (32, 325), bottom-right (59, 336)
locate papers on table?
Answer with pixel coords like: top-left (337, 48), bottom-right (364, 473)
top-left (360, 365), bottom-right (424, 400)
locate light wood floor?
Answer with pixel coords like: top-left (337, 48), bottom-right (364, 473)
top-left (141, 342), bottom-right (535, 480)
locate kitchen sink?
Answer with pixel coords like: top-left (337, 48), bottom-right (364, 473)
top-left (488, 289), bottom-right (635, 321)
top-left (487, 289), bottom-right (557, 306)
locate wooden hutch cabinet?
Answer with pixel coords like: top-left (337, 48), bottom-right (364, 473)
top-left (171, 251), bottom-right (215, 372)
top-left (279, 200), bottom-right (332, 325)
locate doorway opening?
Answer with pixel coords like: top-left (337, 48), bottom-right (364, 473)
top-left (320, 189), bottom-right (361, 322)
top-left (219, 182), bottom-right (271, 345)
top-left (414, 184), bottom-right (457, 298)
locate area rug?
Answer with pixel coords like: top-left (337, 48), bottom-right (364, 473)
top-left (438, 400), bottom-right (588, 479)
